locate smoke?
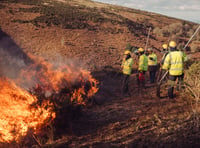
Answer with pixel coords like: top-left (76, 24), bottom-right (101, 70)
top-left (0, 28), bottom-right (95, 96)
top-left (0, 29), bottom-right (98, 144)
top-left (0, 48), bottom-right (25, 78)
top-left (0, 29), bottom-right (33, 79)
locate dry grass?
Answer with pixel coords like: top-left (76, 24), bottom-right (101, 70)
top-left (185, 62), bottom-right (200, 128)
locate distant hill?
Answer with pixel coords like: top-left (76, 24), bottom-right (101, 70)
top-left (0, 0), bottom-right (199, 70)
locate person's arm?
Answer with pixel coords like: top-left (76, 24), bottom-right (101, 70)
top-left (162, 54), bottom-right (170, 70)
top-left (128, 58), bottom-right (134, 67)
top-left (155, 54), bottom-right (157, 64)
top-left (138, 56), bottom-right (144, 71)
top-left (121, 59), bottom-right (125, 69)
top-left (183, 52), bottom-right (188, 62)
top-left (161, 52), bottom-right (168, 65)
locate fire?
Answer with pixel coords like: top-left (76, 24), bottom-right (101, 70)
top-left (0, 55), bottom-right (98, 143)
top-left (17, 56), bottom-right (99, 105)
top-left (0, 77), bottom-right (55, 142)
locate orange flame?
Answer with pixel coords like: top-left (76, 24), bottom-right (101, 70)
top-left (0, 55), bottom-right (98, 143)
top-left (17, 55), bottom-right (99, 105)
top-left (0, 77), bottom-right (55, 142)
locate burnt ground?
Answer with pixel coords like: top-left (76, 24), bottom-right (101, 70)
top-left (62, 68), bottom-right (199, 148)
top-left (1, 68), bottom-right (200, 148)
top-left (32, 67), bottom-right (199, 148)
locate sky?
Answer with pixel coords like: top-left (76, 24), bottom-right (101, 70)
top-left (92, 0), bottom-right (200, 23)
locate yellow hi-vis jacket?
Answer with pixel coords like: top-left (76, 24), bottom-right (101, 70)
top-left (161, 51), bottom-right (169, 69)
top-left (161, 51), bottom-right (169, 65)
top-left (148, 53), bottom-right (157, 66)
top-left (122, 58), bottom-right (133, 75)
top-left (138, 54), bottom-right (148, 71)
top-left (162, 51), bottom-right (187, 76)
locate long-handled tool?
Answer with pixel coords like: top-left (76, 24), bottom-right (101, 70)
top-left (157, 70), bottom-right (168, 85)
top-left (183, 25), bottom-right (200, 50)
top-left (145, 27), bottom-right (151, 52)
top-left (156, 70), bottom-right (168, 98)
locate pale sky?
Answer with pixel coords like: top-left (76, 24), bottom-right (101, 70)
top-left (92, 0), bottom-right (200, 23)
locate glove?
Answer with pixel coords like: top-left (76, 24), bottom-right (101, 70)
top-left (138, 71), bottom-right (143, 74)
top-left (139, 72), bottom-right (145, 81)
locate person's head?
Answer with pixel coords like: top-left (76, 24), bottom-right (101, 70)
top-left (162, 44), bottom-right (168, 52)
top-left (124, 50), bottom-right (131, 59)
top-left (138, 47), bottom-right (144, 55)
top-left (133, 48), bottom-right (139, 56)
top-left (169, 41), bottom-right (177, 51)
top-left (147, 48), bottom-right (153, 54)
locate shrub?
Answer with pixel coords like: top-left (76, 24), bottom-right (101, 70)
top-left (153, 27), bottom-right (163, 36)
top-left (190, 42), bottom-right (200, 53)
top-left (187, 29), bottom-right (195, 37)
top-left (153, 23), bottom-right (183, 37)
top-left (168, 23), bottom-right (182, 35)
top-left (3, 0), bottom-right (43, 5)
top-left (0, 4), bottom-right (5, 9)
top-left (185, 62), bottom-right (200, 127)
top-left (153, 23), bottom-right (199, 41)
top-left (193, 31), bottom-right (200, 41)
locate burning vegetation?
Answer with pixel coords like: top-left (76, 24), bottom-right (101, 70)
top-left (0, 55), bottom-right (98, 144)
top-left (0, 77), bottom-right (55, 143)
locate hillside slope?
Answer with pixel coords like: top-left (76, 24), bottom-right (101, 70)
top-left (0, 0), bottom-right (200, 147)
top-left (0, 0), bottom-right (195, 70)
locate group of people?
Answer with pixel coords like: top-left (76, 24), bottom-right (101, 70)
top-left (121, 40), bottom-right (187, 99)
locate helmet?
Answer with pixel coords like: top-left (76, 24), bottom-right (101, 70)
top-left (124, 50), bottom-right (131, 55)
top-left (162, 44), bottom-right (168, 49)
top-left (169, 41), bottom-right (177, 48)
top-left (138, 48), bottom-right (144, 52)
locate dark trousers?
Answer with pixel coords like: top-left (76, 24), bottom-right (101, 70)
top-left (168, 74), bottom-right (184, 98)
top-left (148, 65), bottom-right (157, 83)
top-left (149, 71), bottom-right (156, 83)
top-left (122, 74), bottom-right (130, 95)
